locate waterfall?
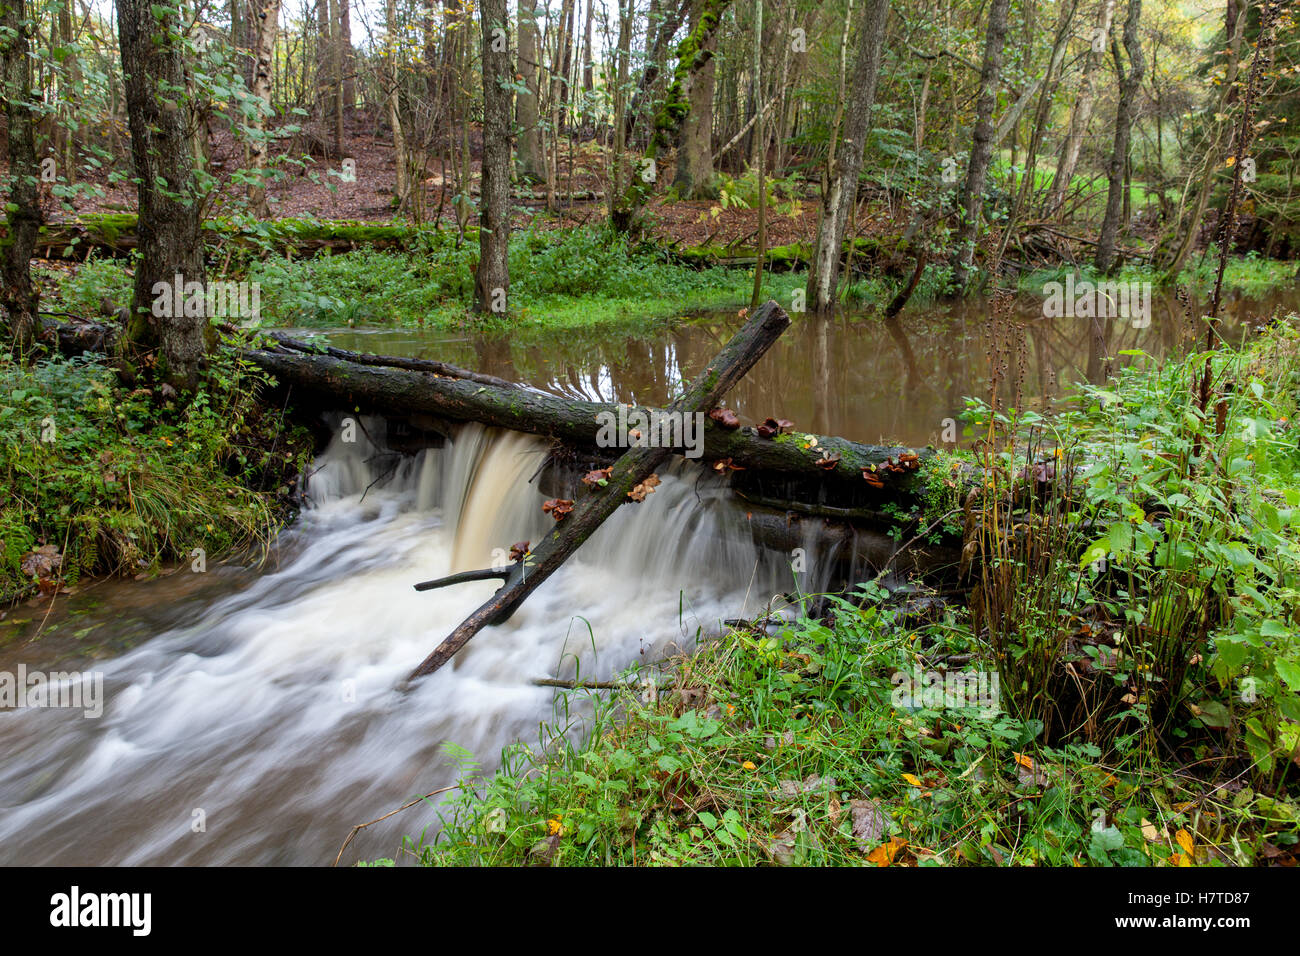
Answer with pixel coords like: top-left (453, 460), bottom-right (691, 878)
top-left (0, 418), bottom-right (821, 865)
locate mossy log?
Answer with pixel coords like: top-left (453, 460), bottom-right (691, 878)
top-left (245, 335), bottom-right (929, 520)
top-left (32, 215), bottom-right (449, 260)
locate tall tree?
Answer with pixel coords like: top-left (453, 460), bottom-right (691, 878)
top-left (805, 0), bottom-right (889, 313)
top-left (951, 0), bottom-right (1012, 290)
top-left (1094, 0), bottom-right (1144, 272)
top-left (516, 0), bottom-right (545, 181)
top-left (246, 0), bottom-right (280, 216)
top-left (672, 0), bottom-right (719, 198)
top-left (475, 0), bottom-right (511, 314)
top-left (115, 0), bottom-right (209, 386)
top-left (0, 0), bottom-right (42, 356)
top-left (338, 0), bottom-right (354, 116)
top-left (1044, 0), bottom-right (1115, 218)
top-left (385, 0), bottom-right (409, 208)
top-left (1162, 0), bottom-right (1247, 276)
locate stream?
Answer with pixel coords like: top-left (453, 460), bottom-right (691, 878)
top-left (1, 285), bottom-right (1296, 864)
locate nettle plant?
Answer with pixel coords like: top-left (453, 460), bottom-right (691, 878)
top-left (963, 338), bottom-right (1300, 777)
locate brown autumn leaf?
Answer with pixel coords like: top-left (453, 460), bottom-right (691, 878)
top-left (509, 541), bottom-right (530, 563)
top-left (541, 498), bottom-right (573, 521)
top-left (627, 474), bottom-right (661, 503)
top-left (850, 798), bottom-right (890, 851)
top-left (708, 407), bottom-right (741, 429)
top-left (581, 466), bottom-right (613, 488)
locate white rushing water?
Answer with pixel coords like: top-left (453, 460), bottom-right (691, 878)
top-left (0, 418), bottom-right (814, 864)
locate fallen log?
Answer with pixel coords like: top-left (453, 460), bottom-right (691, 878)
top-left (31, 216), bottom-right (447, 261)
top-left (40, 315), bottom-right (930, 519)
top-left (407, 300), bottom-right (792, 679)
top-left (245, 340), bottom-right (927, 519)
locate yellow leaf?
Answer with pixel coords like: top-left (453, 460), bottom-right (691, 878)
top-left (901, 773), bottom-right (924, 787)
top-left (1013, 752), bottom-right (1035, 771)
top-left (1140, 819), bottom-right (1160, 842)
top-left (866, 836), bottom-right (907, 867)
top-left (1175, 828), bottom-right (1195, 856)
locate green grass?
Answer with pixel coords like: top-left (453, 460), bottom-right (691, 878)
top-left (40, 225), bottom-right (805, 334)
top-left (1019, 252), bottom-right (1298, 297)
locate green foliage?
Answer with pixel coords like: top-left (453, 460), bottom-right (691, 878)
top-left (0, 346), bottom-right (308, 596)
top-left (41, 257), bottom-right (133, 315)
top-left (240, 224), bottom-right (795, 330)
top-left (393, 584), bottom-right (1292, 867)
top-left (962, 321), bottom-right (1300, 779)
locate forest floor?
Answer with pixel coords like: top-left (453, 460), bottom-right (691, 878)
top-left (40, 117), bottom-right (852, 253)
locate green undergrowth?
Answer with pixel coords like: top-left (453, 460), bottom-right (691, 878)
top-left (373, 321), bottom-right (1300, 868)
top-left (40, 224), bottom-right (806, 334)
top-left (0, 342), bottom-right (311, 601)
top-left (1020, 252), bottom-right (1297, 299)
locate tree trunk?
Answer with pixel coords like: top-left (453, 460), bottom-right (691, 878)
top-left (672, 0), bottom-right (719, 199)
top-left (750, 0), bottom-right (767, 308)
top-left (246, 0), bottom-right (280, 216)
top-left (475, 0), bottom-right (511, 315)
top-left (1163, 0), bottom-right (1246, 277)
top-left (950, 0), bottom-right (1012, 290)
top-left (115, 0), bottom-right (210, 387)
top-left (315, 0), bottom-right (332, 119)
top-left (385, 0), bottom-right (409, 209)
top-left (805, 0), bottom-right (889, 313)
top-left (516, 0), bottom-right (545, 181)
top-left (338, 0), bottom-right (354, 117)
top-left (1043, 0), bottom-right (1115, 218)
top-left (1094, 0), bottom-right (1144, 274)
top-left (1, 0), bottom-right (42, 356)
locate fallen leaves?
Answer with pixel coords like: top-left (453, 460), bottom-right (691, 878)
top-left (866, 836), bottom-right (908, 867)
top-left (20, 545), bottom-right (62, 594)
top-left (541, 498), bottom-right (573, 521)
top-left (850, 798), bottom-right (890, 850)
top-left (1171, 828), bottom-right (1197, 866)
top-left (627, 474), bottom-right (661, 502)
top-left (20, 544), bottom-right (61, 579)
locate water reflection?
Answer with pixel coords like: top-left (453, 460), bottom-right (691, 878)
top-left (300, 288), bottom-right (1292, 448)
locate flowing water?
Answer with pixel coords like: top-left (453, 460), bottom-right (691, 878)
top-left (0, 419), bottom-right (812, 865)
top-left (2, 286), bottom-right (1298, 864)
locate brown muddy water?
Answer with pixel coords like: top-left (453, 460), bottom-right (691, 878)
top-left (1, 286), bottom-right (1296, 865)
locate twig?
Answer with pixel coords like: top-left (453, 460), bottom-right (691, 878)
top-left (333, 784), bottom-right (461, 867)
